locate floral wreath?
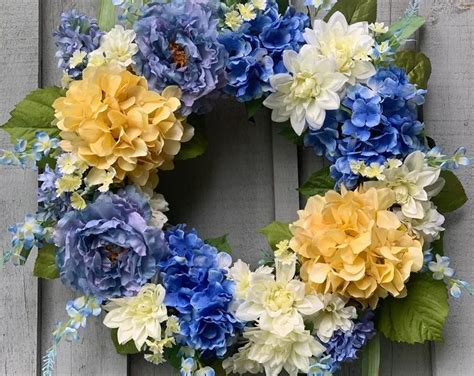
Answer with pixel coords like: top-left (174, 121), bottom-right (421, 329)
top-left (1, 0), bottom-right (472, 376)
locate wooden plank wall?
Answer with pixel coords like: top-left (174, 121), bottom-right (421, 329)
top-left (0, 0), bottom-right (472, 375)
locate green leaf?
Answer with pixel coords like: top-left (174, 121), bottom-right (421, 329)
top-left (259, 221), bottom-right (292, 250)
top-left (432, 170), bottom-right (468, 213)
top-left (163, 345), bottom-right (181, 370)
top-left (98, 0), bottom-right (116, 31)
top-left (111, 329), bottom-right (140, 355)
top-left (33, 244), bottom-right (59, 280)
top-left (299, 167), bottom-right (335, 198)
top-left (278, 122), bottom-right (304, 146)
top-left (276, 0), bottom-right (289, 12)
top-left (325, 0), bottom-right (377, 24)
top-left (245, 98), bottom-right (264, 120)
top-left (394, 51), bottom-right (432, 89)
top-left (386, 15), bottom-right (425, 45)
top-left (1, 87), bottom-right (63, 145)
top-left (377, 273), bottom-right (449, 344)
top-left (205, 234), bottom-right (233, 254)
top-left (362, 334), bottom-right (380, 376)
top-left (176, 127), bottom-right (208, 161)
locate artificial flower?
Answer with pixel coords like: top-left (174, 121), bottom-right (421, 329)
top-left (366, 151), bottom-right (442, 219)
top-left (85, 167), bottom-right (116, 193)
top-left (429, 255), bottom-right (455, 280)
top-left (237, 3), bottom-right (257, 21)
top-left (252, 0), bottom-right (267, 10)
top-left (53, 11), bottom-right (103, 79)
top-left (304, 11), bottom-right (376, 85)
top-left (91, 25), bottom-right (138, 67)
top-left (233, 258), bottom-right (324, 337)
top-left (54, 65), bottom-right (190, 188)
top-left (307, 294), bottom-right (357, 342)
top-left (133, 0), bottom-right (227, 114)
top-left (263, 47), bottom-right (347, 135)
top-left (224, 11), bottom-right (243, 31)
top-left (228, 260), bottom-right (273, 301)
top-left (234, 327), bottom-right (325, 376)
top-left (222, 342), bottom-right (263, 375)
top-left (369, 22), bottom-right (389, 34)
top-left (103, 284), bottom-right (168, 350)
top-left (55, 187), bottom-right (169, 300)
top-left (290, 187), bottom-right (424, 307)
top-left (160, 225), bottom-right (243, 357)
top-left (304, 0), bottom-right (337, 10)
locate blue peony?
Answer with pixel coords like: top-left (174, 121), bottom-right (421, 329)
top-left (160, 225), bottom-right (242, 357)
top-left (133, 0), bottom-right (227, 114)
top-left (53, 11), bottom-right (103, 79)
top-left (54, 187), bottom-right (168, 301)
top-left (324, 311), bottom-right (376, 372)
top-left (305, 66), bottom-right (427, 189)
top-left (219, 1), bottom-right (309, 102)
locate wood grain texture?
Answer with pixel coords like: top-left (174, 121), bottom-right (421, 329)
top-left (419, 1), bottom-right (474, 375)
top-left (39, 1), bottom-right (127, 375)
top-left (0, 0), bottom-right (40, 375)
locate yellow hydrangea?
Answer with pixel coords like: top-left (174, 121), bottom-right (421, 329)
top-left (289, 187), bottom-right (423, 308)
top-left (53, 65), bottom-right (192, 188)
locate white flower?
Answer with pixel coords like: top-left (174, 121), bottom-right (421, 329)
top-left (363, 162), bottom-right (385, 180)
top-left (228, 260), bottom-right (272, 301)
top-left (385, 158), bottom-right (403, 169)
top-left (429, 254), bottom-right (455, 280)
top-left (97, 25), bottom-right (138, 67)
top-left (396, 201), bottom-right (445, 243)
top-left (304, 11), bottom-right (376, 85)
top-left (369, 22), bottom-right (389, 34)
top-left (223, 342), bottom-right (264, 375)
top-left (234, 257), bottom-right (324, 337)
top-left (252, 0), bottom-right (267, 11)
top-left (263, 47), bottom-right (347, 135)
top-left (57, 153), bottom-right (80, 174)
top-left (149, 193), bottom-right (169, 229)
top-left (69, 50), bottom-right (87, 68)
top-left (103, 284), bottom-right (168, 350)
top-left (350, 160), bottom-right (367, 175)
top-left (237, 3), bottom-right (257, 21)
top-left (87, 49), bottom-right (107, 67)
top-left (307, 294), bottom-right (356, 342)
top-left (238, 327), bottom-right (325, 376)
top-left (225, 10), bottom-right (243, 31)
top-left (365, 151), bottom-right (442, 219)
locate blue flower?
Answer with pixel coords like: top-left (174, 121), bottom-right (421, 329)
top-left (133, 0), bottom-right (227, 114)
top-left (304, 111), bottom-right (340, 158)
top-left (37, 165), bottom-right (73, 221)
top-left (53, 11), bottom-right (103, 79)
top-left (324, 311), bottom-right (376, 372)
top-left (220, 1), bottom-right (309, 102)
top-left (32, 132), bottom-right (59, 159)
top-left (160, 225), bottom-right (243, 357)
top-left (55, 187), bottom-right (169, 300)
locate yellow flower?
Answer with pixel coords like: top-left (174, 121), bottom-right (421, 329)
top-left (55, 174), bottom-right (82, 196)
top-left (70, 192), bottom-right (87, 210)
top-left (53, 65), bottom-right (191, 188)
top-left (289, 187), bottom-right (423, 308)
top-left (85, 167), bottom-right (116, 192)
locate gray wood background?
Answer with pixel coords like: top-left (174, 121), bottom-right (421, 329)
top-left (0, 0), bottom-right (472, 375)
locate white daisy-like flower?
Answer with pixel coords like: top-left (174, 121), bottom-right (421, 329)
top-left (96, 25), bottom-right (138, 67)
top-left (225, 10), bottom-right (243, 31)
top-left (103, 284), bottom-right (168, 350)
top-left (263, 47), bottom-right (347, 135)
top-left (69, 50), bottom-right (87, 68)
top-left (304, 11), bottom-right (376, 85)
top-left (237, 3), bottom-right (257, 21)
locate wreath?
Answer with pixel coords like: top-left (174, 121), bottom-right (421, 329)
top-left (0, 0), bottom-right (472, 375)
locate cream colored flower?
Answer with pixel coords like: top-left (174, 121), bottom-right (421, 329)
top-left (85, 167), bottom-right (116, 192)
top-left (69, 50), bottom-right (87, 68)
top-left (55, 174), bottom-right (82, 195)
top-left (228, 260), bottom-right (272, 301)
top-left (70, 192), bottom-right (87, 210)
top-left (225, 10), bottom-right (244, 31)
top-left (223, 342), bottom-right (263, 375)
top-left (234, 258), bottom-right (324, 337)
top-left (237, 3), bottom-right (257, 21)
top-left (263, 47), bottom-right (347, 135)
top-left (252, 0), bottom-right (267, 10)
top-left (307, 294), bottom-right (356, 342)
top-left (290, 187), bottom-right (424, 308)
top-left (98, 25), bottom-right (138, 67)
top-left (304, 11), bottom-right (376, 85)
top-left (54, 65), bottom-right (191, 189)
top-left (103, 284), bottom-right (168, 350)
top-left (369, 22), bottom-right (389, 34)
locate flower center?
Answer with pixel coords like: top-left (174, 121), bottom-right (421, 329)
top-left (105, 244), bottom-right (128, 264)
top-left (292, 72), bottom-right (321, 99)
top-left (169, 42), bottom-right (187, 68)
top-left (265, 285), bottom-right (294, 312)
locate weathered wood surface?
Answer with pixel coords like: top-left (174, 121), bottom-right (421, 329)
top-left (0, 0), bottom-right (473, 375)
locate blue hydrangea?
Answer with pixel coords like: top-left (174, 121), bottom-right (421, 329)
top-left (305, 66), bottom-right (427, 188)
top-left (219, 1), bottom-right (309, 102)
top-left (133, 0), bottom-right (227, 114)
top-left (54, 187), bottom-right (169, 300)
top-left (324, 311), bottom-right (376, 372)
top-left (53, 11), bottom-right (103, 79)
top-left (160, 225), bottom-right (243, 358)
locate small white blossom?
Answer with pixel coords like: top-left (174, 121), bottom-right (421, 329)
top-left (429, 254), bottom-right (455, 280)
top-left (237, 3), bottom-right (257, 21)
top-left (369, 22), bottom-right (389, 34)
top-left (224, 10), bottom-right (243, 31)
top-left (252, 0), bottom-right (267, 10)
top-left (69, 50), bottom-right (87, 68)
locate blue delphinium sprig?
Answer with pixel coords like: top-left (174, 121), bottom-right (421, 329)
top-left (180, 356), bottom-right (216, 376)
top-left (42, 296), bottom-right (101, 376)
top-left (426, 146), bottom-right (472, 169)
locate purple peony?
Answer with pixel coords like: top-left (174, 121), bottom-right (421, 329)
top-left (54, 187), bottom-right (169, 300)
top-left (133, 0), bottom-right (227, 114)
